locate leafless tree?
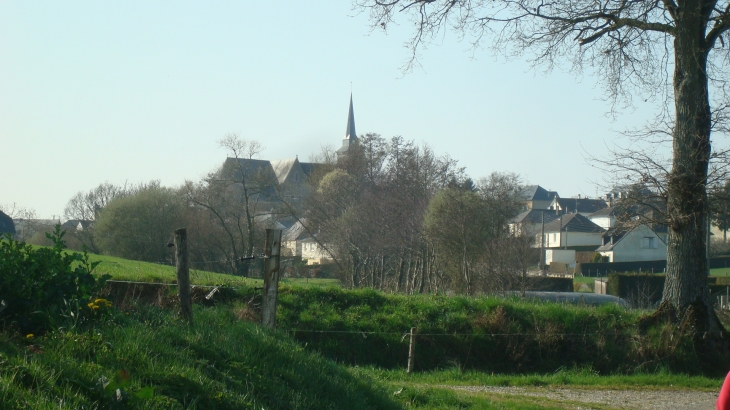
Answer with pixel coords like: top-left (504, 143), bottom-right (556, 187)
top-left (63, 182), bottom-right (130, 252)
top-left (355, 0), bottom-right (730, 342)
top-left (183, 134), bottom-right (273, 276)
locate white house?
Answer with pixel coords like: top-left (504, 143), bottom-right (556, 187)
top-left (300, 237), bottom-right (332, 265)
top-left (588, 206), bottom-right (620, 230)
top-left (596, 224), bottom-right (667, 262)
top-left (539, 213), bottom-right (605, 248)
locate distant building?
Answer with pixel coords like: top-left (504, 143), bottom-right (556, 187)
top-left (220, 94), bottom-right (358, 206)
top-left (597, 224), bottom-right (667, 262)
top-left (540, 213), bottom-right (605, 249)
top-left (519, 185), bottom-right (559, 210)
top-left (547, 196), bottom-right (607, 216)
top-left (0, 211), bottom-right (16, 238)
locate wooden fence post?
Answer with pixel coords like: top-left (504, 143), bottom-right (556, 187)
top-left (261, 229), bottom-right (282, 330)
top-left (407, 327), bottom-right (417, 373)
top-left (175, 228), bottom-right (193, 325)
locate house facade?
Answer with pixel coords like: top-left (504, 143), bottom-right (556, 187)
top-left (596, 224), bottom-right (667, 262)
top-left (540, 213), bottom-right (605, 248)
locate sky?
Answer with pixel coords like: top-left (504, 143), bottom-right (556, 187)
top-left (1, 2), bottom-right (663, 219)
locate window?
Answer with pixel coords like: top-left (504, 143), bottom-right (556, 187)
top-left (642, 237), bottom-right (656, 248)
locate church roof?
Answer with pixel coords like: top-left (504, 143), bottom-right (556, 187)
top-left (270, 159), bottom-right (298, 184)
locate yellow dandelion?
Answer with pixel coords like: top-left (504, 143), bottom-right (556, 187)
top-left (92, 305), bottom-right (100, 310)
top-left (87, 302), bottom-right (95, 308)
top-left (94, 298), bottom-right (107, 304)
top-left (105, 302), bottom-right (112, 308)
top-left (26, 334), bottom-right (34, 339)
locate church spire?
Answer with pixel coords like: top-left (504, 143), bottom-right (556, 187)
top-left (337, 93), bottom-right (358, 156)
top-left (345, 93), bottom-right (356, 142)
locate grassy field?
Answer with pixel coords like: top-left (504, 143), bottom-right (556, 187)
top-left (3, 246), bottom-right (727, 409)
top-left (0, 305), bottom-right (400, 409)
top-left (0, 299), bottom-right (721, 409)
top-left (85, 252), bottom-right (340, 287)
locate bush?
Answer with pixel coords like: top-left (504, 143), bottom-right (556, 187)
top-left (0, 226), bottom-right (109, 333)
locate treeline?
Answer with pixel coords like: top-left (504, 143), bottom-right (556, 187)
top-left (56, 134), bottom-right (536, 295)
top-left (308, 134), bottom-right (536, 294)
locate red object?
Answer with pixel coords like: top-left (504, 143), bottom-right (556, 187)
top-left (718, 371), bottom-right (730, 410)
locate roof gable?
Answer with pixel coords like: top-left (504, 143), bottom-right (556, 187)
top-left (543, 213), bottom-right (605, 233)
top-left (520, 185), bottom-right (558, 202)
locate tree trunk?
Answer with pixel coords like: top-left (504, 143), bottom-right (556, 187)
top-left (659, 3), bottom-right (727, 357)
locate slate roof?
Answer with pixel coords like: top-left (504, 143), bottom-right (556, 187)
top-left (61, 219), bottom-right (93, 231)
top-left (542, 213), bottom-right (605, 233)
top-left (282, 220), bottom-right (311, 242)
top-left (270, 159), bottom-right (298, 184)
top-left (589, 206), bottom-right (621, 218)
top-left (0, 211), bottom-right (15, 235)
top-left (551, 198), bottom-right (607, 214)
top-left (520, 185), bottom-right (558, 202)
top-left (222, 158), bottom-right (278, 183)
top-left (512, 209), bottom-right (562, 225)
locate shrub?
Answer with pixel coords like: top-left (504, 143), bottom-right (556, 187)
top-left (0, 225), bottom-right (109, 333)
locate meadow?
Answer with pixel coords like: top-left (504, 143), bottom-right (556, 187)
top-left (1, 248), bottom-right (725, 409)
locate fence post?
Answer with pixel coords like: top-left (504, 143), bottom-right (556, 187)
top-left (261, 229), bottom-right (282, 330)
top-left (407, 327), bottom-right (417, 373)
top-left (175, 228), bottom-right (193, 325)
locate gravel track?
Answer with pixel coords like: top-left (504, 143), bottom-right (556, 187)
top-left (446, 385), bottom-right (718, 409)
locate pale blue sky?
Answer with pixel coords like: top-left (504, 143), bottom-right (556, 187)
top-left (1, 2), bottom-right (660, 218)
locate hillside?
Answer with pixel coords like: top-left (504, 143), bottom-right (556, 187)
top-left (0, 305), bottom-right (399, 409)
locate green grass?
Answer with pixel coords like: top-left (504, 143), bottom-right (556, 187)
top-left (572, 276), bottom-right (596, 292)
top-left (0, 305), bottom-right (398, 409)
top-left (711, 267), bottom-right (730, 277)
top-left (352, 367), bottom-right (722, 391)
top-left (83, 252), bottom-right (341, 287)
top-left (271, 286), bottom-right (730, 375)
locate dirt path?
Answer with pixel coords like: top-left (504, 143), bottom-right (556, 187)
top-left (446, 385), bottom-right (718, 409)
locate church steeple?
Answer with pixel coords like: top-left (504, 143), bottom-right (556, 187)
top-left (337, 93), bottom-right (358, 155)
top-left (345, 93), bottom-right (356, 141)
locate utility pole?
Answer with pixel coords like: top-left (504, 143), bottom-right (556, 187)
top-left (540, 211), bottom-right (546, 275)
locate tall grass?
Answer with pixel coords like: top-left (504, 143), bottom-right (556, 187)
top-left (270, 285), bottom-right (725, 375)
top-left (0, 305), bottom-right (399, 409)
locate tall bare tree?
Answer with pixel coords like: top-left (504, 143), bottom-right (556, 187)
top-left (355, 0), bottom-right (730, 344)
top-left (183, 134), bottom-right (272, 276)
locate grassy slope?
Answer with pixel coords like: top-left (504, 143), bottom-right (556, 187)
top-left (0, 306), bottom-right (399, 409)
top-left (85, 252), bottom-right (339, 287)
top-left (272, 285), bottom-right (730, 375)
